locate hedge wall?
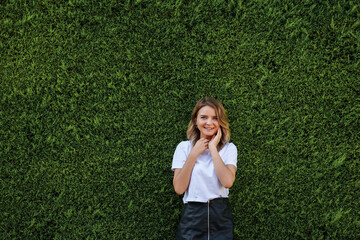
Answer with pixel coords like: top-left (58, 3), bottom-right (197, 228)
top-left (1, 0), bottom-right (359, 239)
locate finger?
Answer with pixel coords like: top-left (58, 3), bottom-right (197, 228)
top-left (216, 129), bottom-right (222, 139)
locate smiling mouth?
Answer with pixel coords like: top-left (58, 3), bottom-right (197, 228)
top-left (204, 127), bottom-right (214, 130)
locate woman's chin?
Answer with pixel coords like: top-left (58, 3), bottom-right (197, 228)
top-left (201, 132), bottom-right (216, 139)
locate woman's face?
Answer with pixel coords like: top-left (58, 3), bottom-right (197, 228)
top-left (196, 106), bottom-right (220, 139)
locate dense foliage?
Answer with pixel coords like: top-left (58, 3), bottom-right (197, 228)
top-left (1, 0), bottom-right (359, 239)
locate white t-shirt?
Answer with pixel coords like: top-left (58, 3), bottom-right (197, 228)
top-left (172, 140), bottom-right (238, 203)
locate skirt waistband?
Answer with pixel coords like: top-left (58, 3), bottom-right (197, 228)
top-left (186, 197), bottom-right (229, 205)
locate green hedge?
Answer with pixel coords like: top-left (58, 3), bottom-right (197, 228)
top-left (1, 0), bottom-right (359, 239)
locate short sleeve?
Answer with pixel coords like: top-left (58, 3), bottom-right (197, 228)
top-left (171, 141), bottom-right (190, 171)
top-left (222, 143), bottom-right (238, 168)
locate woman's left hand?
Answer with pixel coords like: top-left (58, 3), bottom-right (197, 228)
top-left (209, 128), bottom-right (221, 150)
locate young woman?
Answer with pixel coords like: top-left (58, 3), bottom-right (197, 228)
top-left (172, 97), bottom-right (238, 240)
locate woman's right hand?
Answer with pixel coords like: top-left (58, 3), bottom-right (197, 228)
top-left (191, 138), bottom-right (209, 157)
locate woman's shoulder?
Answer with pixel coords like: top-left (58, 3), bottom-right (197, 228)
top-left (176, 140), bottom-right (192, 149)
top-left (222, 142), bottom-right (237, 151)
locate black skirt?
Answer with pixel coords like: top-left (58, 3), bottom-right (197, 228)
top-left (176, 198), bottom-right (233, 240)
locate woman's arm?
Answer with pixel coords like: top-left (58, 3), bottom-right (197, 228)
top-left (173, 152), bottom-right (197, 195)
top-left (209, 128), bottom-right (236, 188)
top-left (173, 138), bottom-right (209, 195)
top-left (209, 147), bottom-right (236, 188)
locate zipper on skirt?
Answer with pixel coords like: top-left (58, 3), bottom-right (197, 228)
top-left (208, 200), bottom-right (210, 240)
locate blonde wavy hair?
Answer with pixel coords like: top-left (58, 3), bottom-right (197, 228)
top-left (187, 98), bottom-right (230, 151)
